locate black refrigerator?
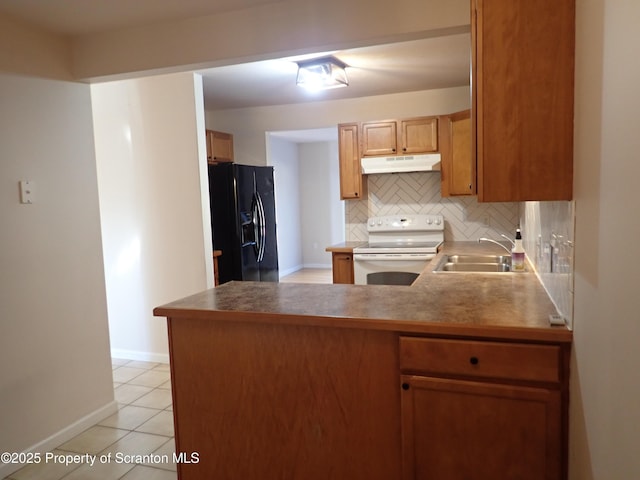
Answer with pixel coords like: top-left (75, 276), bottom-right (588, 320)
top-left (208, 163), bottom-right (279, 284)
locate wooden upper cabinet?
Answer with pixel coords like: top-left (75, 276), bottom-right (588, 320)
top-left (400, 117), bottom-right (438, 154)
top-left (440, 110), bottom-right (474, 197)
top-left (361, 117), bottom-right (438, 157)
top-left (361, 121), bottom-right (397, 156)
top-left (338, 123), bottom-right (367, 200)
top-left (474, 0), bottom-right (574, 202)
top-left (206, 130), bottom-right (234, 164)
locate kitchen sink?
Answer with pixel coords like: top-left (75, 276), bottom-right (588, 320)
top-left (438, 262), bottom-right (512, 272)
top-left (433, 254), bottom-right (519, 273)
top-left (446, 255), bottom-right (512, 265)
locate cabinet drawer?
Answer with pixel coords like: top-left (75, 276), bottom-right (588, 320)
top-left (399, 337), bottom-right (560, 383)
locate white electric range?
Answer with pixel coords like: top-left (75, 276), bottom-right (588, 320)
top-left (353, 214), bottom-right (444, 285)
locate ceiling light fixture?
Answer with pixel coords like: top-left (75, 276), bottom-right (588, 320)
top-left (296, 56), bottom-right (349, 91)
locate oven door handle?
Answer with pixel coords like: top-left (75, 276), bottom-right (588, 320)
top-left (353, 253), bottom-right (435, 261)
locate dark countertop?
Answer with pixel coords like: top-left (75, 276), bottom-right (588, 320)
top-left (155, 242), bottom-right (572, 344)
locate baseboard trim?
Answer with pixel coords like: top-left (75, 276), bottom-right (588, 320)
top-left (0, 400), bottom-right (118, 478)
top-left (278, 265), bottom-right (303, 278)
top-left (302, 263), bottom-right (332, 269)
top-left (111, 348), bottom-right (170, 364)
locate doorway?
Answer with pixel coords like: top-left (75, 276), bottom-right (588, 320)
top-left (266, 128), bottom-right (345, 279)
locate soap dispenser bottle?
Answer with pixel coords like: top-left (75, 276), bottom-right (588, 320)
top-left (512, 229), bottom-right (525, 272)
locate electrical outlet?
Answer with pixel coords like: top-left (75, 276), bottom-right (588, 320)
top-left (19, 180), bottom-right (35, 204)
top-left (482, 216), bottom-right (490, 227)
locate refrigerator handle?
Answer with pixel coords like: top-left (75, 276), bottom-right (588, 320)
top-left (251, 192), bottom-right (266, 262)
top-left (254, 191), bottom-right (267, 262)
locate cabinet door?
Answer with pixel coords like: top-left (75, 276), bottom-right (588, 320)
top-left (338, 123), bottom-right (366, 199)
top-left (331, 252), bottom-right (354, 284)
top-left (207, 130), bottom-right (234, 163)
top-left (440, 110), bottom-right (474, 196)
top-left (474, 0), bottom-right (574, 201)
top-left (401, 375), bottom-right (562, 480)
top-left (400, 117), bottom-right (438, 154)
top-left (361, 121), bottom-right (397, 156)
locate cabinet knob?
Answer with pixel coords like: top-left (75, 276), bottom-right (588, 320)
top-left (469, 356), bottom-right (479, 365)
top-left (403, 147), bottom-right (407, 152)
top-left (401, 383), bottom-right (410, 391)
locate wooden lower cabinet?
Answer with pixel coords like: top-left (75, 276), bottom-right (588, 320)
top-left (399, 336), bottom-right (567, 480)
top-left (164, 317), bottom-right (569, 480)
top-left (331, 252), bottom-right (354, 284)
top-left (168, 319), bottom-right (401, 479)
top-left (401, 376), bottom-right (562, 480)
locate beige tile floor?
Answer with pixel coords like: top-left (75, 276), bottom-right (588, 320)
top-left (279, 267), bottom-right (332, 284)
top-left (4, 359), bottom-right (177, 480)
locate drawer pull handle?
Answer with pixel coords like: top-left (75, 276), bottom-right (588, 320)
top-left (401, 383), bottom-right (410, 391)
top-left (469, 356), bottom-right (479, 365)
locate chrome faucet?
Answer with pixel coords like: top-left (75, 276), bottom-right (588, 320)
top-left (499, 234), bottom-right (515, 248)
top-left (478, 237), bottom-right (512, 255)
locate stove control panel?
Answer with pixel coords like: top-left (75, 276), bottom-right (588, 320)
top-left (367, 214), bottom-right (444, 232)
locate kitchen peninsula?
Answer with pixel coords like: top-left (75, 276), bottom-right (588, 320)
top-left (154, 242), bottom-right (572, 480)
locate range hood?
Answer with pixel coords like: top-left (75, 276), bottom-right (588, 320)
top-left (361, 154), bottom-right (441, 174)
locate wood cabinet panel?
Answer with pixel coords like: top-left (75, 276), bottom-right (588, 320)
top-left (440, 110), bottom-right (474, 196)
top-left (399, 336), bottom-right (568, 480)
top-left (361, 121), bottom-right (397, 156)
top-left (168, 318), bottom-right (401, 479)
top-left (361, 117), bottom-right (439, 157)
top-left (206, 129), bottom-right (234, 163)
top-left (399, 336), bottom-right (560, 383)
top-left (474, 0), bottom-right (574, 201)
top-left (331, 252), bottom-right (354, 284)
top-left (401, 375), bottom-right (562, 480)
top-left (400, 117), bottom-right (438, 154)
top-left (338, 123), bottom-right (366, 199)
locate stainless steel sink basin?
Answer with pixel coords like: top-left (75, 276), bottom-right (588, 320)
top-left (446, 255), bottom-right (512, 265)
top-left (438, 262), bottom-right (512, 272)
top-left (433, 254), bottom-right (519, 273)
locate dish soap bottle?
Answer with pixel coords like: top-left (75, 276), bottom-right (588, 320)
top-left (512, 229), bottom-right (525, 272)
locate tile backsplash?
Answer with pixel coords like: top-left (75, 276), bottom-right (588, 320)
top-left (520, 201), bottom-right (575, 329)
top-left (344, 172), bottom-right (575, 328)
top-left (345, 172), bottom-right (519, 242)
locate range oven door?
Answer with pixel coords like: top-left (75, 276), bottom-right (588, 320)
top-left (353, 254), bottom-right (434, 286)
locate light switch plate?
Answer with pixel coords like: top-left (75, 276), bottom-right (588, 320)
top-left (20, 180), bottom-right (35, 204)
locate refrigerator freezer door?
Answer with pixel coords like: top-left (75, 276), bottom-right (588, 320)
top-left (254, 167), bottom-right (279, 281)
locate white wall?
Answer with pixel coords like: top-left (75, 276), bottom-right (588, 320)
top-left (299, 141), bottom-right (344, 267)
top-left (269, 137), bottom-right (344, 275)
top-left (208, 87), bottom-right (470, 166)
top-left (92, 72), bottom-right (212, 362)
top-left (569, 0), bottom-right (640, 478)
top-left (69, 0), bottom-right (469, 80)
top-left (269, 136), bottom-right (302, 276)
top-left (0, 73), bottom-right (115, 475)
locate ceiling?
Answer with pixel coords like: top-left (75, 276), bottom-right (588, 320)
top-left (0, 0), bottom-right (471, 136)
top-left (197, 32), bottom-right (471, 110)
top-left (0, 0), bottom-right (278, 35)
